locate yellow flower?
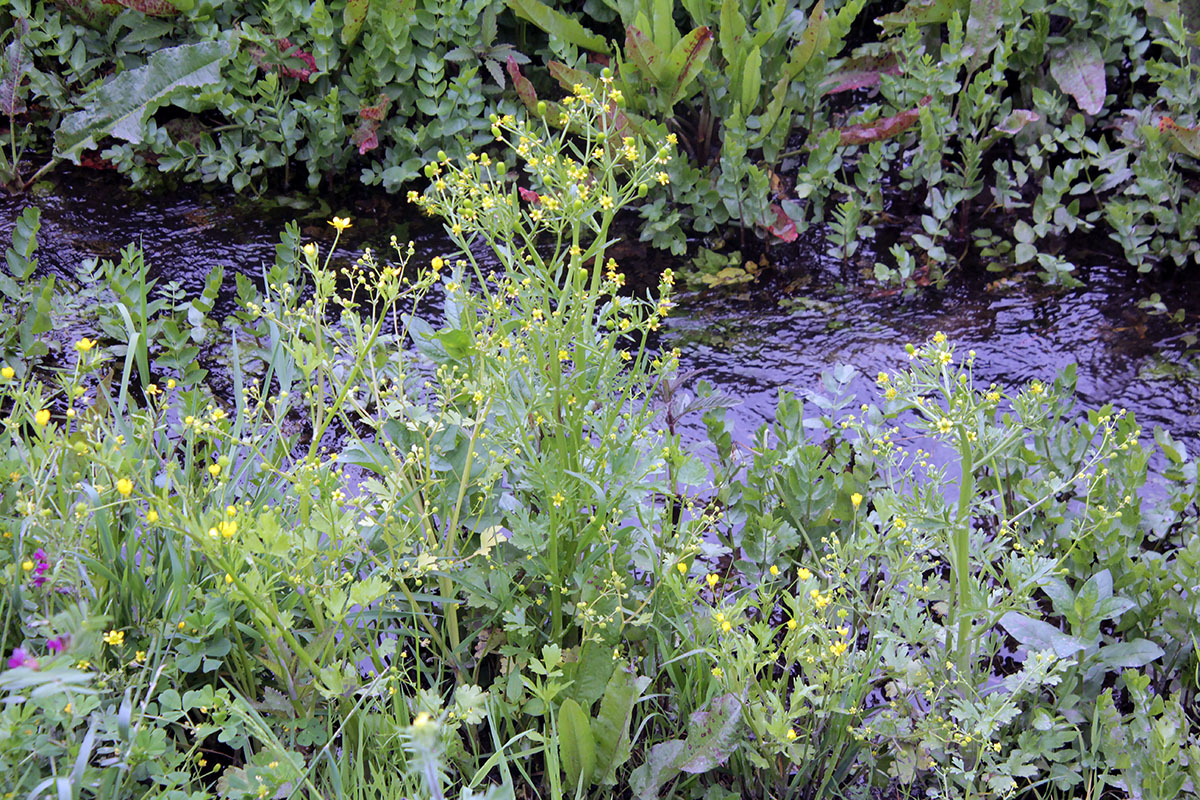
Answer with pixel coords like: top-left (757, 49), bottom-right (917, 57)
top-left (676, 562), bottom-right (688, 575)
top-left (711, 666), bottom-right (723, 678)
top-left (412, 711), bottom-right (434, 730)
top-left (0, 366), bottom-right (13, 379)
top-left (167, 379), bottom-right (176, 390)
top-left (885, 387), bottom-right (898, 401)
top-left (146, 509), bottom-right (159, 524)
top-left (851, 493), bottom-right (863, 509)
top-left (431, 256), bottom-right (444, 271)
top-left (224, 573), bottom-right (233, 584)
top-left (302, 243), bottom-right (317, 259)
top-left (208, 464), bottom-right (221, 477)
top-left (786, 728), bottom-right (798, 741)
top-left (551, 491), bottom-right (565, 508)
top-left (721, 620), bottom-right (732, 633)
top-left (932, 331), bottom-right (946, 344)
top-left (787, 619), bottom-right (798, 631)
top-left (936, 417), bottom-right (954, 434)
top-left (830, 641), bottom-right (848, 657)
top-left (103, 629), bottom-right (125, 647)
top-left (769, 565), bottom-right (779, 576)
top-left (893, 517), bottom-right (907, 530)
top-left (656, 171), bottom-right (670, 185)
top-left (75, 338), bottom-right (97, 352)
top-left (706, 573), bottom-right (719, 589)
top-left (21, 560), bottom-right (33, 572)
top-left (876, 371), bottom-right (889, 385)
top-left (116, 478), bottom-right (133, 497)
top-left (220, 520), bottom-right (238, 539)
top-left (134, 651), bottom-right (146, 663)
top-left (329, 216), bottom-right (352, 232)
top-left (34, 409), bottom-right (50, 426)
top-left (797, 567), bottom-right (812, 581)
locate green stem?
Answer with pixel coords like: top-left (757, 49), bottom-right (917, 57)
top-left (954, 428), bottom-right (975, 672)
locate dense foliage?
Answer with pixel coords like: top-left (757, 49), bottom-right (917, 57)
top-left (1, 83), bottom-right (1198, 800)
top-left (1, 0), bottom-right (1199, 282)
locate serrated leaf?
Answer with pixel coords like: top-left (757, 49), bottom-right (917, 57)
top-left (55, 38), bottom-right (234, 163)
top-left (1049, 38), bottom-right (1106, 115)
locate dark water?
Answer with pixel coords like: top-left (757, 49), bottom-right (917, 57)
top-left (3, 169), bottom-right (1198, 457)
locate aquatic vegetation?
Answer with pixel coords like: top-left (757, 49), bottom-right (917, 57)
top-left (1, 84), bottom-right (1198, 800)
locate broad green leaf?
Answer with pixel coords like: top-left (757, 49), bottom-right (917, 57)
top-left (342, 0), bottom-right (370, 45)
top-left (5, 206), bottom-right (39, 281)
top-left (1049, 38), bottom-right (1106, 115)
top-left (625, 25), bottom-right (665, 83)
top-left (786, 0), bottom-right (830, 80)
top-left (718, 0), bottom-right (748, 68)
top-left (999, 612), bottom-right (1089, 658)
top-left (592, 666), bottom-right (650, 785)
top-left (877, 0), bottom-right (964, 33)
top-left (963, 0), bottom-right (1002, 69)
top-left (1097, 639), bottom-right (1165, 670)
top-left (664, 26), bottom-right (714, 107)
top-left (741, 46), bottom-right (761, 112)
top-left (55, 39), bottom-right (234, 163)
top-left (506, 0), bottom-right (607, 52)
top-left (558, 697), bottom-right (596, 791)
top-left (629, 693), bottom-right (742, 799)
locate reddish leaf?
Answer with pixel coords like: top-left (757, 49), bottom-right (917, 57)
top-left (1158, 117), bottom-right (1200, 159)
top-left (821, 54), bottom-right (899, 95)
top-left (353, 128), bottom-right (379, 154)
top-left (358, 93), bottom-right (391, 121)
top-left (273, 38), bottom-right (316, 81)
top-left (507, 56), bottom-right (539, 112)
top-left (837, 100), bottom-right (928, 146)
top-left (518, 186), bottom-right (542, 203)
top-left (101, 0), bottom-right (180, 14)
top-left (765, 204), bottom-right (798, 242)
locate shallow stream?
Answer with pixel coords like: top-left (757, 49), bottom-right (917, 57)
top-left (4, 169), bottom-right (1197, 456)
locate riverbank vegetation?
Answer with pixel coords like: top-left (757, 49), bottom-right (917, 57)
top-left (1, 80), bottom-right (1198, 800)
top-left (1, 0), bottom-right (1199, 286)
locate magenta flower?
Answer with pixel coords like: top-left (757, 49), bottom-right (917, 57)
top-left (6, 648), bottom-right (38, 669)
top-left (46, 636), bottom-right (69, 654)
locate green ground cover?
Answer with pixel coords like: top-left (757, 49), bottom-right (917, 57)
top-left (0, 83), bottom-right (1198, 800)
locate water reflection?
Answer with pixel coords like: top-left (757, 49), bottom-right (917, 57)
top-left (3, 168), bottom-right (1196, 458)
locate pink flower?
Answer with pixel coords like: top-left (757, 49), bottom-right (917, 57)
top-left (7, 648), bottom-right (37, 669)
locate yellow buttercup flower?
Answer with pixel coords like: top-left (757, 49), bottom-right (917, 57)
top-left (102, 630), bottom-right (125, 647)
top-left (706, 573), bottom-right (719, 589)
top-left (116, 478), bottom-right (133, 497)
top-left (208, 464), bottom-right (221, 477)
top-left (797, 567), bottom-right (812, 581)
top-left (146, 509), bottom-right (159, 524)
top-left (329, 216), bottom-right (352, 232)
top-left (302, 243), bottom-right (317, 259)
top-left (75, 338), bottom-right (97, 352)
top-left (0, 366), bottom-right (13, 379)
top-left (851, 493), bottom-right (863, 509)
top-left (34, 409), bottom-right (50, 426)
